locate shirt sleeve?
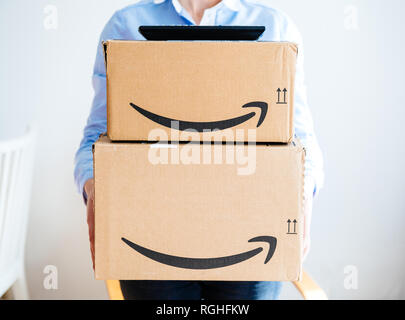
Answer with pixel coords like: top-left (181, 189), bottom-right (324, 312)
top-left (281, 14), bottom-right (325, 196)
top-left (74, 11), bottom-right (126, 195)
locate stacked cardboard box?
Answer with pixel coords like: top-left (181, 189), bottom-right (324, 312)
top-left (94, 40), bottom-right (305, 281)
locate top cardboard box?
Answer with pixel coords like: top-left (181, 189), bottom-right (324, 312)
top-left (104, 40), bottom-right (297, 143)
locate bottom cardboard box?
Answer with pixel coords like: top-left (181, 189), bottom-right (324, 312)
top-left (94, 136), bottom-right (304, 281)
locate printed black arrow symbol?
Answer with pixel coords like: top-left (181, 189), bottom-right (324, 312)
top-left (287, 219), bottom-right (291, 233)
top-left (283, 88), bottom-right (287, 103)
top-left (277, 88), bottom-right (281, 103)
top-left (293, 219), bottom-right (297, 233)
top-left (129, 101), bottom-right (268, 132)
top-left (121, 236), bottom-right (277, 270)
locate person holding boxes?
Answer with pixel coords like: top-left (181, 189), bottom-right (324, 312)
top-left (74, 0), bottom-right (323, 300)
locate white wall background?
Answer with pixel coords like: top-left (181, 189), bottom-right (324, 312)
top-left (0, 0), bottom-right (404, 299)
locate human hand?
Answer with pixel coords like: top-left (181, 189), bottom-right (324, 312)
top-left (84, 178), bottom-right (95, 270)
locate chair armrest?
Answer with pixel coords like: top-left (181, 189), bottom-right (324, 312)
top-left (292, 271), bottom-right (328, 300)
top-left (105, 280), bottom-right (124, 300)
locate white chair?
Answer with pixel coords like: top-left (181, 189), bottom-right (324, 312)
top-left (0, 128), bottom-right (36, 299)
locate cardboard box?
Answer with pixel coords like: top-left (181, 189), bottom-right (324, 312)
top-left (104, 40), bottom-right (297, 143)
top-left (94, 136), bottom-right (305, 281)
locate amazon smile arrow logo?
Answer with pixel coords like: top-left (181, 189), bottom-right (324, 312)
top-left (121, 236), bottom-right (277, 270)
top-left (129, 101), bottom-right (268, 132)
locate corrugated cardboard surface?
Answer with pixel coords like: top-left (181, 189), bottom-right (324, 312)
top-left (104, 41), bottom-right (297, 143)
top-left (94, 136), bottom-right (304, 281)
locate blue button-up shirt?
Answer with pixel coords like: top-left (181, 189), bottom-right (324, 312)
top-left (74, 0), bottom-right (324, 196)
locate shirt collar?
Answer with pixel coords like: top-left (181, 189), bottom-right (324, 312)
top-left (171, 0), bottom-right (242, 14)
top-left (222, 0), bottom-right (242, 11)
top-left (171, 0), bottom-right (184, 14)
